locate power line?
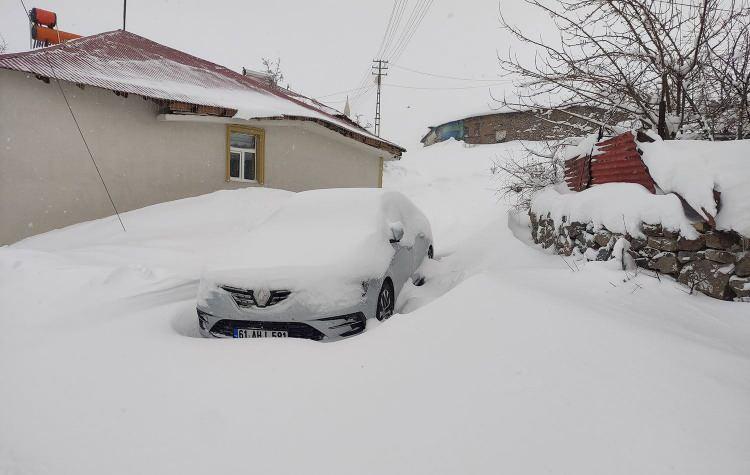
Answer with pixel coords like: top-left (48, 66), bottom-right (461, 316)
top-left (350, 1), bottom-right (404, 103)
top-left (374, 2), bottom-right (396, 59)
top-left (316, 84), bottom-right (371, 99)
top-left (18, 0), bottom-right (29, 18)
top-left (381, 0), bottom-right (408, 58)
top-left (43, 52), bottom-right (127, 232)
top-left (374, 0), bottom-right (401, 59)
top-left (388, 0), bottom-right (434, 64)
top-left (383, 0), bottom-right (424, 59)
top-left (345, 0), bottom-right (433, 110)
top-left (317, 87), bottom-right (373, 108)
top-left (391, 63), bottom-right (505, 82)
top-left (349, 1), bottom-right (406, 105)
top-left (385, 0), bottom-right (428, 61)
top-left (349, 0), bottom-right (435, 107)
top-left (18, 0), bottom-right (32, 49)
top-left (384, 82), bottom-right (510, 90)
top-left (19, 0), bottom-right (123, 231)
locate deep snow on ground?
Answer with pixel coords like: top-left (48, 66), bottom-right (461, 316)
top-left (2, 140), bottom-right (750, 474)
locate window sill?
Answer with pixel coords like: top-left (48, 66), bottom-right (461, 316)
top-left (228, 178), bottom-right (259, 184)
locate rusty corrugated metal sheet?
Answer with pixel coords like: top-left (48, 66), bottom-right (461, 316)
top-left (564, 155), bottom-right (590, 192)
top-left (0, 30), bottom-right (404, 155)
top-left (564, 132), bottom-right (656, 193)
top-left (591, 132), bottom-right (655, 193)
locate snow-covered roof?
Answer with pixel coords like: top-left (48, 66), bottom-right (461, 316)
top-left (0, 30), bottom-right (404, 155)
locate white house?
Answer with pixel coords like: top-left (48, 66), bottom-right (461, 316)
top-left (0, 30), bottom-right (404, 244)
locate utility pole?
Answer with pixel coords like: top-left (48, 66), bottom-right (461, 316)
top-left (371, 59), bottom-right (388, 137)
top-left (123, 0), bottom-right (127, 30)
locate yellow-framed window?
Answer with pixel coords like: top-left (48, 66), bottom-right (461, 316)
top-left (226, 125), bottom-right (265, 184)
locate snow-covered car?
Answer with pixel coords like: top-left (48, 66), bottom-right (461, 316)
top-left (196, 188), bottom-right (433, 341)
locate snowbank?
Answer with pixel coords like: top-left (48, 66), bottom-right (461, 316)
top-left (2, 140), bottom-right (749, 474)
top-left (531, 182), bottom-right (698, 238)
top-left (385, 138), bottom-right (537, 254)
top-left (640, 140), bottom-right (750, 236)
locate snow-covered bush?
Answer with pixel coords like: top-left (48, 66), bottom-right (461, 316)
top-left (492, 140), bottom-right (566, 211)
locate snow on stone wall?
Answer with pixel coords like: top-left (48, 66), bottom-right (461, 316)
top-left (529, 210), bottom-right (750, 301)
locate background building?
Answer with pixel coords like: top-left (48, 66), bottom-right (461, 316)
top-left (421, 106), bottom-right (619, 146)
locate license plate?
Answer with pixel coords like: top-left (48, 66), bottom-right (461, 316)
top-left (233, 328), bottom-right (288, 338)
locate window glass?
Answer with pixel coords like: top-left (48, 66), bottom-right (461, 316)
top-left (230, 131), bottom-right (256, 149)
top-left (243, 151), bottom-right (256, 180)
top-left (229, 151), bottom-right (241, 178)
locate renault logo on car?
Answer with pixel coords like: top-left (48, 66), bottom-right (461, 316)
top-left (254, 288), bottom-right (271, 307)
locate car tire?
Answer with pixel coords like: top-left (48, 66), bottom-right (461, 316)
top-left (428, 245), bottom-right (434, 259)
top-left (376, 279), bottom-right (395, 321)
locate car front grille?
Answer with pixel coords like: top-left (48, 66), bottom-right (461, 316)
top-left (220, 285), bottom-right (291, 308)
top-left (210, 319), bottom-right (325, 340)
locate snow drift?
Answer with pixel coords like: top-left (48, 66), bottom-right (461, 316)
top-left (640, 139), bottom-right (750, 236)
top-left (1, 139), bottom-right (749, 475)
top-left (531, 182), bottom-right (698, 238)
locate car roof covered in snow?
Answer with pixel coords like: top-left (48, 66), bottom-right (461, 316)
top-left (0, 30), bottom-right (404, 156)
top-left (222, 188), bottom-right (431, 270)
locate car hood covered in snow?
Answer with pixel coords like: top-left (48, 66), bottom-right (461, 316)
top-left (199, 188), bottom-right (431, 311)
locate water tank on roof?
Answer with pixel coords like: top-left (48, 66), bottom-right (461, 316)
top-left (30, 8), bottom-right (56, 28)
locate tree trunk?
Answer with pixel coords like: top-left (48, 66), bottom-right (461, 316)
top-left (657, 73), bottom-right (670, 139)
top-left (738, 93), bottom-right (747, 140)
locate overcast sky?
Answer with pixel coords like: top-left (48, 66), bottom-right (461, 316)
top-left (0, 0), bottom-right (551, 148)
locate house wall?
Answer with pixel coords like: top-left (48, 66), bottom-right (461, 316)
top-left (463, 106), bottom-right (611, 144)
top-left (0, 69), bottom-right (385, 244)
top-left (424, 106), bottom-right (625, 146)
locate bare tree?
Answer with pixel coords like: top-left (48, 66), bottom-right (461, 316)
top-left (261, 57), bottom-right (285, 87)
top-left (704, 11), bottom-right (750, 138)
top-left (492, 140), bottom-right (568, 211)
top-left (0, 34), bottom-right (7, 54)
top-left (354, 113), bottom-right (374, 132)
top-left (498, 0), bottom-right (743, 139)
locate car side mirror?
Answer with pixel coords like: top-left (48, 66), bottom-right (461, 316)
top-left (389, 221), bottom-right (405, 243)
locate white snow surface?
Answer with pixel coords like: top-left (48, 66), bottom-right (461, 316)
top-left (640, 139), bottom-right (750, 236)
top-left (2, 139), bottom-right (750, 474)
top-left (532, 182), bottom-right (699, 238)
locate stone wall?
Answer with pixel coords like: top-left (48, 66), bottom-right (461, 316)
top-left (529, 211), bottom-right (750, 301)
